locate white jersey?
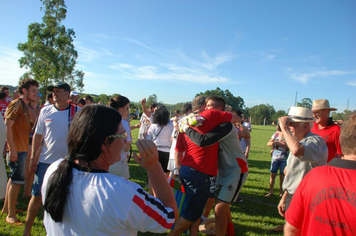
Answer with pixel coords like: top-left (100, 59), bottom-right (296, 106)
top-left (42, 159), bottom-right (175, 236)
top-left (35, 104), bottom-right (80, 164)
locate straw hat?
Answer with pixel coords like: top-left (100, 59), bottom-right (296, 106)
top-left (198, 218), bottom-right (216, 235)
top-left (288, 106), bottom-right (314, 123)
top-left (312, 99), bottom-right (337, 111)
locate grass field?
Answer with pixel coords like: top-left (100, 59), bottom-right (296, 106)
top-left (1, 122), bottom-right (285, 236)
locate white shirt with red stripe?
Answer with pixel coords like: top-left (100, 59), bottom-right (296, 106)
top-left (42, 159), bottom-right (175, 236)
top-left (35, 104), bottom-right (80, 164)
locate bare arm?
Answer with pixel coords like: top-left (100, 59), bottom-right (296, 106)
top-left (175, 151), bottom-right (183, 169)
top-left (244, 138), bottom-right (251, 159)
top-left (238, 126), bottom-right (251, 139)
top-left (5, 119), bottom-right (17, 162)
top-left (279, 116), bottom-right (304, 156)
top-left (29, 133), bottom-right (43, 172)
top-left (140, 98), bottom-right (151, 118)
top-left (133, 139), bottom-right (178, 220)
top-left (284, 221), bottom-right (301, 236)
top-left (277, 191), bottom-right (288, 217)
top-left (267, 138), bottom-right (275, 147)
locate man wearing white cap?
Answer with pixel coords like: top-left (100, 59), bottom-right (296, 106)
top-left (311, 99), bottom-right (342, 163)
top-left (69, 91), bottom-right (79, 105)
top-left (275, 106), bottom-right (328, 230)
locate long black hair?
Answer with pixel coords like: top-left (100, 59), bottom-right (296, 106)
top-left (153, 106), bottom-right (169, 126)
top-left (44, 105), bottom-right (122, 222)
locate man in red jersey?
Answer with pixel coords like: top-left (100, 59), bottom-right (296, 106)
top-left (0, 91), bottom-right (8, 118)
top-left (311, 99), bottom-right (342, 162)
top-left (168, 96), bottom-right (240, 236)
top-left (285, 112), bottom-right (356, 236)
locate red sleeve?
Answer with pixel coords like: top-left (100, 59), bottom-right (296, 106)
top-left (175, 132), bottom-right (186, 152)
top-left (285, 177), bottom-right (306, 229)
top-left (335, 127), bottom-right (342, 155)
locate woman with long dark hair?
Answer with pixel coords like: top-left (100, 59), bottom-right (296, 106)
top-left (107, 95), bottom-right (132, 179)
top-left (42, 105), bottom-right (178, 235)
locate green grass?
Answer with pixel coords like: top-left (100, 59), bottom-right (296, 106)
top-left (1, 122), bottom-right (284, 236)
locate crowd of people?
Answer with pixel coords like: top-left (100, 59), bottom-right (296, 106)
top-left (0, 81), bottom-right (355, 236)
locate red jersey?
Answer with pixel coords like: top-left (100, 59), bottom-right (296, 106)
top-left (0, 100), bottom-right (8, 119)
top-left (311, 122), bottom-right (342, 163)
top-left (285, 158), bottom-right (356, 235)
top-left (175, 110), bottom-right (232, 176)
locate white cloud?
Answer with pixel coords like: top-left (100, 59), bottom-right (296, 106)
top-left (109, 62), bottom-right (228, 84)
top-left (288, 69), bottom-right (356, 85)
top-left (200, 51), bottom-right (235, 71)
top-left (0, 46), bottom-right (28, 85)
top-left (124, 38), bottom-right (165, 56)
top-left (346, 81), bottom-right (356, 87)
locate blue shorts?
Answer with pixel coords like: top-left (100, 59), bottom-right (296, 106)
top-left (179, 166), bottom-right (211, 222)
top-left (270, 159), bottom-right (287, 174)
top-left (7, 152), bottom-right (27, 184)
top-left (32, 162), bottom-right (51, 197)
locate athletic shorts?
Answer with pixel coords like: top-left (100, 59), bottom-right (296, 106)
top-left (7, 152), bottom-right (27, 185)
top-left (216, 171), bottom-right (248, 203)
top-left (158, 150), bottom-right (170, 173)
top-left (32, 162), bottom-right (51, 197)
top-left (180, 165), bottom-right (211, 222)
top-left (209, 176), bottom-right (216, 198)
top-left (270, 159), bottom-right (287, 174)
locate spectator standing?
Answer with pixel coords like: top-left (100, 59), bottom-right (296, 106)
top-left (1, 79), bottom-right (39, 225)
top-left (43, 93), bottom-right (54, 107)
top-left (241, 114), bottom-right (252, 132)
top-left (274, 106), bottom-right (328, 232)
top-left (69, 91), bottom-right (79, 105)
top-left (0, 86), bottom-right (12, 104)
top-left (0, 113), bottom-right (7, 199)
top-left (0, 91), bottom-right (8, 118)
top-left (107, 95), bottom-right (133, 179)
top-left (266, 125), bottom-right (289, 197)
top-left (146, 106), bottom-right (174, 181)
top-left (167, 103), bottom-right (192, 175)
top-left (41, 105), bottom-right (178, 235)
top-left (23, 82), bottom-right (80, 236)
top-left (285, 112), bottom-right (356, 235)
top-left (138, 112), bottom-right (150, 140)
top-left (311, 99), bottom-right (342, 162)
top-left (84, 95), bottom-right (93, 105)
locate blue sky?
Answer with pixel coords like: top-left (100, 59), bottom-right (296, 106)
top-left (0, 0), bottom-right (355, 112)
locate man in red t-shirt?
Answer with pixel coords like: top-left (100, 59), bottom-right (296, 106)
top-left (285, 113), bottom-right (356, 235)
top-left (168, 96), bottom-right (239, 236)
top-left (311, 99), bottom-right (342, 162)
top-left (0, 91), bottom-right (8, 119)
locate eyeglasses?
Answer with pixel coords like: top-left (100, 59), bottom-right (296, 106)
top-left (107, 132), bottom-right (127, 140)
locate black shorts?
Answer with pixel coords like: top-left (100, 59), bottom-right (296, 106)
top-left (158, 150), bottom-right (170, 173)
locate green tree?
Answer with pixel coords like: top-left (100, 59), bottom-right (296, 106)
top-left (196, 87), bottom-right (245, 111)
top-left (17, 0), bottom-right (84, 102)
top-left (297, 98), bottom-right (313, 109)
top-left (331, 109), bottom-right (354, 121)
top-left (271, 110), bottom-right (288, 123)
top-left (147, 94), bottom-right (158, 105)
top-left (249, 104), bottom-right (276, 125)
